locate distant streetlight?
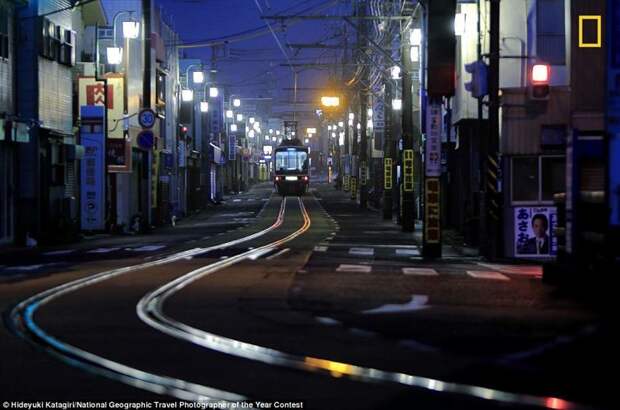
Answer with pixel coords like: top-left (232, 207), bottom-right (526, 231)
top-left (122, 21), bottom-right (140, 39)
top-left (321, 96), bottom-right (340, 107)
top-left (236, 113), bottom-right (243, 122)
top-left (249, 117), bottom-right (255, 124)
top-left (306, 128), bottom-right (317, 134)
top-left (392, 99), bottom-right (402, 110)
top-left (181, 89), bottom-right (194, 102)
top-left (226, 110), bottom-right (233, 119)
top-left (390, 65), bottom-right (401, 79)
top-left (275, 130), bottom-right (280, 135)
top-left (209, 87), bottom-right (219, 98)
top-left (248, 129), bottom-right (255, 138)
top-left (233, 98), bottom-right (241, 107)
top-left (367, 108), bottom-right (373, 118)
top-left (348, 112), bottom-right (354, 120)
top-left (230, 124), bottom-right (238, 132)
top-left (192, 71), bottom-right (204, 84)
top-left (272, 136), bottom-right (277, 141)
top-left (338, 121), bottom-right (344, 128)
top-left (200, 101), bottom-right (209, 112)
top-left (106, 47), bottom-right (123, 65)
top-left (327, 125), bottom-right (332, 131)
top-left (410, 28), bottom-right (422, 46)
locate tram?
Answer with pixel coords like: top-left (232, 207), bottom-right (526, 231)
top-left (273, 138), bottom-right (309, 196)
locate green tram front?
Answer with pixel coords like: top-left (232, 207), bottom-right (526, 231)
top-left (273, 140), bottom-right (309, 196)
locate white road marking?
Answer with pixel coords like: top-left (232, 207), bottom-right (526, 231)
top-left (466, 270), bottom-right (510, 281)
top-left (313, 246), bottom-right (328, 252)
top-left (327, 243), bottom-right (418, 249)
top-left (42, 250), bottom-right (76, 256)
top-left (266, 248), bottom-right (290, 260)
top-left (315, 316), bottom-right (341, 326)
top-left (402, 267), bottom-right (438, 276)
top-left (129, 245), bottom-right (167, 252)
top-left (477, 262), bottom-right (542, 277)
top-left (336, 264), bottom-right (372, 273)
top-left (233, 199), bottom-right (242, 202)
top-left (349, 247), bottom-right (374, 256)
top-left (362, 295), bottom-right (429, 314)
top-left (396, 248), bottom-right (421, 257)
top-left (87, 247), bottom-right (121, 254)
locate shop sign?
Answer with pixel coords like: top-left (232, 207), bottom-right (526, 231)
top-left (425, 103), bottom-right (442, 176)
top-left (80, 106), bottom-right (105, 231)
top-left (178, 141), bottom-right (186, 167)
top-left (106, 137), bottom-right (131, 173)
top-left (424, 178), bottom-right (441, 244)
top-left (514, 206), bottom-right (557, 257)
top-left (78, 76), bottom-right (124, 139)
top-left (228, 135), bottom-right (236, 160)
top-left (384, 157), bottom-right (393, 190)
top-left (403, 149), bottom-right (414, 192)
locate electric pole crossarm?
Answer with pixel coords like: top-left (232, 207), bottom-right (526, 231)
top-left (342, 17), bottom-right (407, 74)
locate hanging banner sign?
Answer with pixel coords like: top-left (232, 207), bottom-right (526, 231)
top-left (425, 103), bottom-right (442, 176)
top-left (78, 75), bottom-right (124, 139)
top-left (80, 105), bottom-right (105, 231)
top-left (403, 149), bottom-right (414, 192)
top-left (424, 178), bottom-right (441, 244)
top-left (228, 135), bottom-right (237, 160)
top-left (384, 157), bottom-right (393, 190)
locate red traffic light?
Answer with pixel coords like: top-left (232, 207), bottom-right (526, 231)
top-left (531, 64), bottom-right (550, 84)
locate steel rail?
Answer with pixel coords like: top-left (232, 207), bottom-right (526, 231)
top-left (139, 197), bottom-right (592, 410)
top-left (7, 196), bottom-right (288, 402)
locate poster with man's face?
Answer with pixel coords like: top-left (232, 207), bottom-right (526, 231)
top-left (514, 207), bottom-right (557, 257)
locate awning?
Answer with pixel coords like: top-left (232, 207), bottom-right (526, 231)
top-left (79, 0), bottom-right (107, 27)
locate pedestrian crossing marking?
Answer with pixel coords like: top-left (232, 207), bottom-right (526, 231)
top-left (314, 246), bottom-right (328, 252)
top-left (336, 264), bottom-right (372, 273)
top-left (477, 263), bottom-right (542, 277)
top-left (466, 270), bottom-right (510, 281)
top-left (396, 249), bottom-right (421, 257)
top-left (348, 247), bottom-right (374, 256)
top-left (402, 268), bottom-right (438, 276)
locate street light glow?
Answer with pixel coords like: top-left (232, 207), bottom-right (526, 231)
top-left (306, 128), bottom-right (317, 134)
top-left (106, 47), bottom-right (123, 65)
top-left (275, 130), bottom-right (280, 135)
top-left (249, 117), bottom-right (255, 124)
top-left (122, 21), bottom-right (140, 39)
top-left (192, 71), bottom-right (204, 84)
top-left (209, 87), bottom-right (219, 98)
top-left (367, 108), bottom-right (373, 118)
top-left (181, 89), bottom-right (194, 102)
top-left (410, 46), bottom-right (420, 63)
top-left (338, 121), bottom-right (344, 128)
top-left (233, 98), bottom-right (241, 107)
top-left (321, 96), bottom-right (340, 107)
top-left (410, 28), bottom-right (422, 46)
top-left (236, 113), bottom-right (243, 122)
top-left (200, 101), bottom-right (209, 112)
top-left (230, 123), bottom-right (238, 132)
top-left (327, 125), bottom-right (332, 131)
top-left (348, 112), bottom-right (355, 120)
top-left (390, 65), bottom-right (401, 79)
top-left (226, 110), bottom-right (233, 119)
top-left (248, 130), bottom-right (255, 138)
top-left (392, 99), bottom-right (402, 110)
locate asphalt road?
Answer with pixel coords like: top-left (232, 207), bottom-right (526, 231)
top-left (0, 183), bottom-right (614, 410)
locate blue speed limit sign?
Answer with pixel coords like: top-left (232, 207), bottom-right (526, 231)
top-left (139, 108), bottom-right (156, 129)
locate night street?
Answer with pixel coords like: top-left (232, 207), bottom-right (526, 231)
top-left (1, 0), bottom-right (619, 409)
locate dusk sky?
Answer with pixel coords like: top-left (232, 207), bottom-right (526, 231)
top-left (157, 0), bottom-right (352, 102)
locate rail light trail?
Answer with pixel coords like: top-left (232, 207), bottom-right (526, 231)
top-left (7, 197), bottom-right (290, 402)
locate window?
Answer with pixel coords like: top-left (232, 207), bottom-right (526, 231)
top-left (275, 150), bottom-right (308, 173)
top-left (512, 156), bottom-right (565, 202)
top-left (0, 6), bottom-right (9, 60)
top-left (59, 29), bottom-right (75, 66)
top-left (537, 0), bottom-right (566, 65)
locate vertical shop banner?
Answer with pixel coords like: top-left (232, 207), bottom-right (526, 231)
top-left (80, 106), bottom-right (105, 231)
top-left (209, 95), bottom-right (223, 139)
top-left (79, 76), bottom-right (131, 172)
top-left (228, 135), bottom-right (237, 161)
top-left (424, 178), bottom-right (441, 243)
top-left (425, 103), bottom-right (442, 177)
top-left (514, 207), bottom-right (557, 257)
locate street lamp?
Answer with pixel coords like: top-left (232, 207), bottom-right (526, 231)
top-left (226, 110), bottom-right (234, 119)
top-left (230, 124), bottom-right (238, 132)
top-left (106, 11), bottom-right (140, 65)
top-left (181, 89), bottom-right (194, 102)
top-left (236, 113), bottom-right (243, 122)
top-left (392, 98), bottom-right (402, 110)
top-left (390, 65), bottom-right (401, 79)
top-left (233, 98), bottom-right (241, 107)
top-left (321, 96), bottom-right (340, 107)
top-left (209, 87), bottom-right (219, 98)
top-left (200, 101), bottom-right (209, 112)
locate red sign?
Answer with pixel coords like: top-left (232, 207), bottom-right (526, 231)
top-left (424, 178), bottom-right (441, 244)
top-left (86, 83), bottom-right (114, 109)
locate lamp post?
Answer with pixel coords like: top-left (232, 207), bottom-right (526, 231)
top-left (106, 11), bottom-right (140, 65)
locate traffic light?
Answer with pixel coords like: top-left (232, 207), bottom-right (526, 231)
top-left (179, 124), bottom-right (188, 138)
top-left (529, 63), bottom-right (550, 101)
top-left (464, 60), bottom-right (488, 98)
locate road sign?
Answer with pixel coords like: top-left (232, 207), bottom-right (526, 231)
top-left (138, 108), bottom-right (156, 129)
top-left (137, 130), bottom-right (154, 150)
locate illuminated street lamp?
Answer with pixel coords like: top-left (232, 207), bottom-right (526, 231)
top-left (181, 89), bottom-right (194, 102)
top-left (392, 99), bottom-right (402, 110)
top-left (200, 101), bottom-right (209, 112)
top-left (226, 110), bottom-right (233, 119)
top-left (230, 123), bottom-right (238, 132)
top-left (275, 130), bottom-right (280, 135)
top-left (390, 65), bottom-right (401, 79)
top-left (233, 98), bottom-right (241, 107)
top-left (106, 11), bottom-right (140, 64)
top-left (338, 121), bottom-right (344, 128)
top-left (209, 87), bottom-right (219, 98)
top-left (249, 117), bottom-right (255, 124)
top-left (236, 113), bottom-right (243, 122)
top-left (321, 96), bottom-right (340, 107)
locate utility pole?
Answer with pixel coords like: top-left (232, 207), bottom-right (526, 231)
top-left (358, 0), bottom-right (368, 209)
top-left (401, 26), bottom-right (415, 231)
top-left (486, 0), bottom-right (502, 258)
